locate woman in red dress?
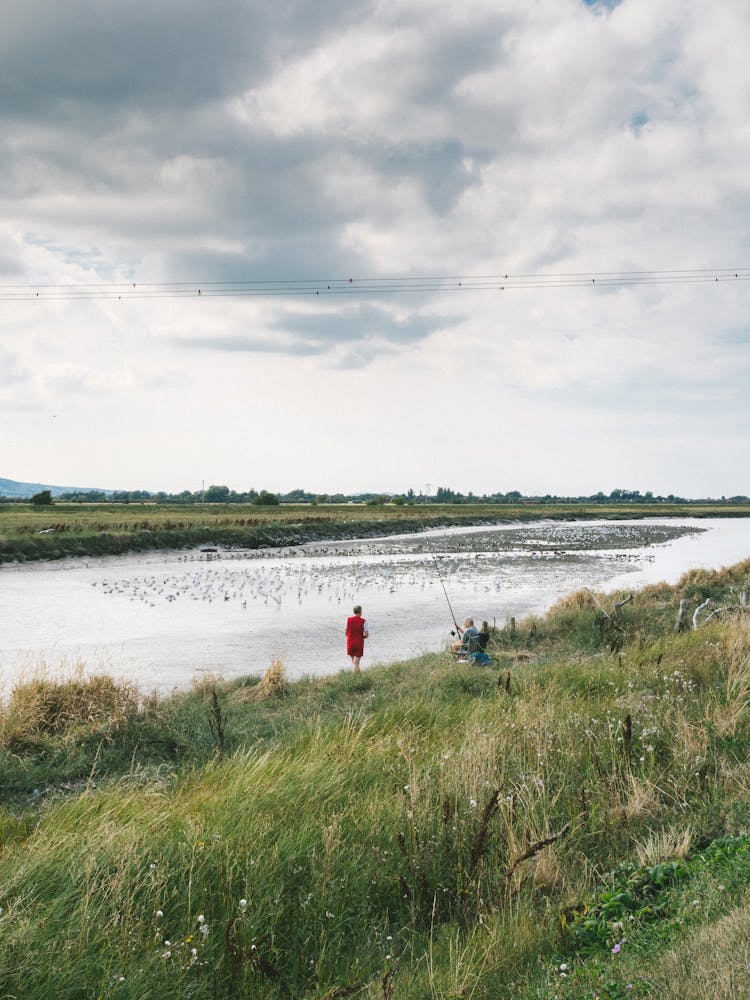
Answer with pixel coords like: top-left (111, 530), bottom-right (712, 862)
top-left (345, 605), bottom-right (369, 672)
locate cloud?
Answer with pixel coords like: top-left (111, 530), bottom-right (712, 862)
top-left (173, 303), bottom-right (458, 367)
top-left (0, 1), bottom-right (374, 120)
top-left (0, 349), bottom-right (29, 390)
top-left (39, 363), bottom-right (100, 395)
top-left (2, 0), bottom-right (750, 496)
top-left (270, 303), bottom-right (454, 346)
top-left (176, 333), bottom-right (322, 357)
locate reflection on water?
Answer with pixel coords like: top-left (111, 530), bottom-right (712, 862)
top-left (1, 518), bottom-right (749, 694)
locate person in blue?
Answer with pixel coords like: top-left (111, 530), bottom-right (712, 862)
top-left (453, 617), bottom-right (492, 665)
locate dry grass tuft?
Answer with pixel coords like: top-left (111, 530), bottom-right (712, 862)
top-left (0, 668), bottom-right (139, 748)
top-left (190, 672), bottom-right (228, 697)
top-left (233, 659), bottom-right (289, 702)
top-left (548, 589), bottom-right (598, 613)
top-left (719, 759), bottom-right (750, 801)
top-left (634, 825), bottom-right (692, 866)
top-left (609, 775), bottom-right (661, 825)
top-left (646, 902), bottom-right (750, 999)
top-left (710, 618), bottom-right (750, 736)
top-left (529, 845), bottom-right (565, 893)
top-left (499, 650), bottom-right (534, 664)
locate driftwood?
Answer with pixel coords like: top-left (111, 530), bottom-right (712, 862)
top-left (692, 595), bottom-right (750, 628)
top-left (703, 605), bottom-right (733, 625)
top-left (585, 589), bottom-right (633, 619)
top-left (692, 598), bottom-right (711, 629)
top-left (585, 589), bottom-right (633, 651)
top-left (674, 598), bottom-right (690, 633)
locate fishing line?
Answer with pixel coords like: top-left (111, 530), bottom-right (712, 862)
top-left (425, 537), bottom-right (460, 634)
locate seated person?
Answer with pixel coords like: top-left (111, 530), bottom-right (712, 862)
top-left (452, 617), bottom-right (479, 655)
top-left (453, 618), bottom-right (492, 666)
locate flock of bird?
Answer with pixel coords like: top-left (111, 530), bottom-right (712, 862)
top-left (88, 525), bottom-right (652, 614)
top-left (90, 550), bottom-right (508, 611)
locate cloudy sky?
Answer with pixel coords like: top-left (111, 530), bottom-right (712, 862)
top-left (2, 0), bottom-right (749, 497)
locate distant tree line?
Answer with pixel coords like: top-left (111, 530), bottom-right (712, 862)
top-left (434, 487), bottom-right (750, 505)
top-left (2, 485), bottom-right (749, 506)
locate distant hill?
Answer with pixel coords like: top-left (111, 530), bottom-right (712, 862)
top-left (0, 477), bottom-right (110, 499)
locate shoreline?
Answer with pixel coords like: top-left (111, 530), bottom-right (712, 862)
top-left (3, 517), bottom-right (750, 699)
top-left (3, 503), bottom-right (750, 565)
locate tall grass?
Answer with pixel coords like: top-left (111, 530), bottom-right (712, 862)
top-left (645, 902), bottom-right (750, 998)
top-left (0, 666), bottom-right (140, 750)
top-left (0, 565), bottom-right (749, 996)
top-left (2, 500), bottom-right (749, 562)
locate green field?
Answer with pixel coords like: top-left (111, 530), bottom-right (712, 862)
top-left (2, 500), bottom-right (750, 563)
top-left (1, 559), bottom-right (749, 997)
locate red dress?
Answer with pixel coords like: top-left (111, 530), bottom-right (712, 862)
top-left (346, 615), bottom-right (367, 657)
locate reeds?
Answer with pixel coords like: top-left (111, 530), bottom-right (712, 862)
top-left (0, 666), bottom-right (140, 750)
top-left (232, 659), bottom-right (289, 702)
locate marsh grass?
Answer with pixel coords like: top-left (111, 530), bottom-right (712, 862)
top-left (0, 564), bottom-right (750, 996)
top-left (710, 617), bottom-right (750, 736)
top-left (232, 659), bottom-right (289, 703)
top-left (0, 501), bottom-right (573, 564)
top-left (2, 501), bottom-right (749, 563)
top-left (0, 665), bottom-right (140, 751)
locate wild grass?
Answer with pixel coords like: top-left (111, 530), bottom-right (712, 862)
top-left (0, 563), bottom-right (749, 996)
top-left (644, 902), bottom-right (750, 999)
top-left (232, 659), bottom-right (289, 702)
top-left (2, 500), bottom-right (749, 562)
top-left (0, 665), bottom-right (140, 751)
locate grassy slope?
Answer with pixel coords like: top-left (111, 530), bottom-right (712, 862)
top-left (0, 561), bottom-right (749, 998)
top-left (2, 500), bottom-right (750, 563)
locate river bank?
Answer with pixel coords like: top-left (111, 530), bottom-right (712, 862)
top-left (4, 517), bottom-right (750, 696)
top-left (2, 501), bottom-right (750, 564)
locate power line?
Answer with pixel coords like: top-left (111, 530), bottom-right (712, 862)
top-left (0, 268), bottom-right (749, 301)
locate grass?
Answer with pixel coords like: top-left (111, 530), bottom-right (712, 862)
top-left (0, 561), bottom-right (749, 996)
top-left (2, 500), bottom-right (750, 562)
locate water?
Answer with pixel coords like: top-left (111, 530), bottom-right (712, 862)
top-left (1, 517), bottom-right (749, 694)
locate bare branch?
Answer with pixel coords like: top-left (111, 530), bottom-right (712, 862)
top-left (693, 598), bottom-right (711, 629)
top-left (469, 788), bottom-right (502, 878)
top-left (504, 822), bottom-right (571, 882)
top-left (704, 606), bottom-right (732, 624)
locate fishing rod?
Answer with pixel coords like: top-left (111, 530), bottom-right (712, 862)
top-left (425, 538), bottom-right (461, 635)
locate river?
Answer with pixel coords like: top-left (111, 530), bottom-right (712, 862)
top-left (1, 517), bottom-right (750, 695)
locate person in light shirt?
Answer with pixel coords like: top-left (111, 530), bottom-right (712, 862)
top-left (452, 616), bottom-right (479, 654)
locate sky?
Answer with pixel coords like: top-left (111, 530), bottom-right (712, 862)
top-left (2, 0), bottom-right (749, 498)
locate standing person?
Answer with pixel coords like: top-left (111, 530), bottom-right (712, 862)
top-left (345, 605), bottom-right (369, 672)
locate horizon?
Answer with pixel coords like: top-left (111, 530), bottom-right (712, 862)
top-left (1, 473), bottom-right (747, 504)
